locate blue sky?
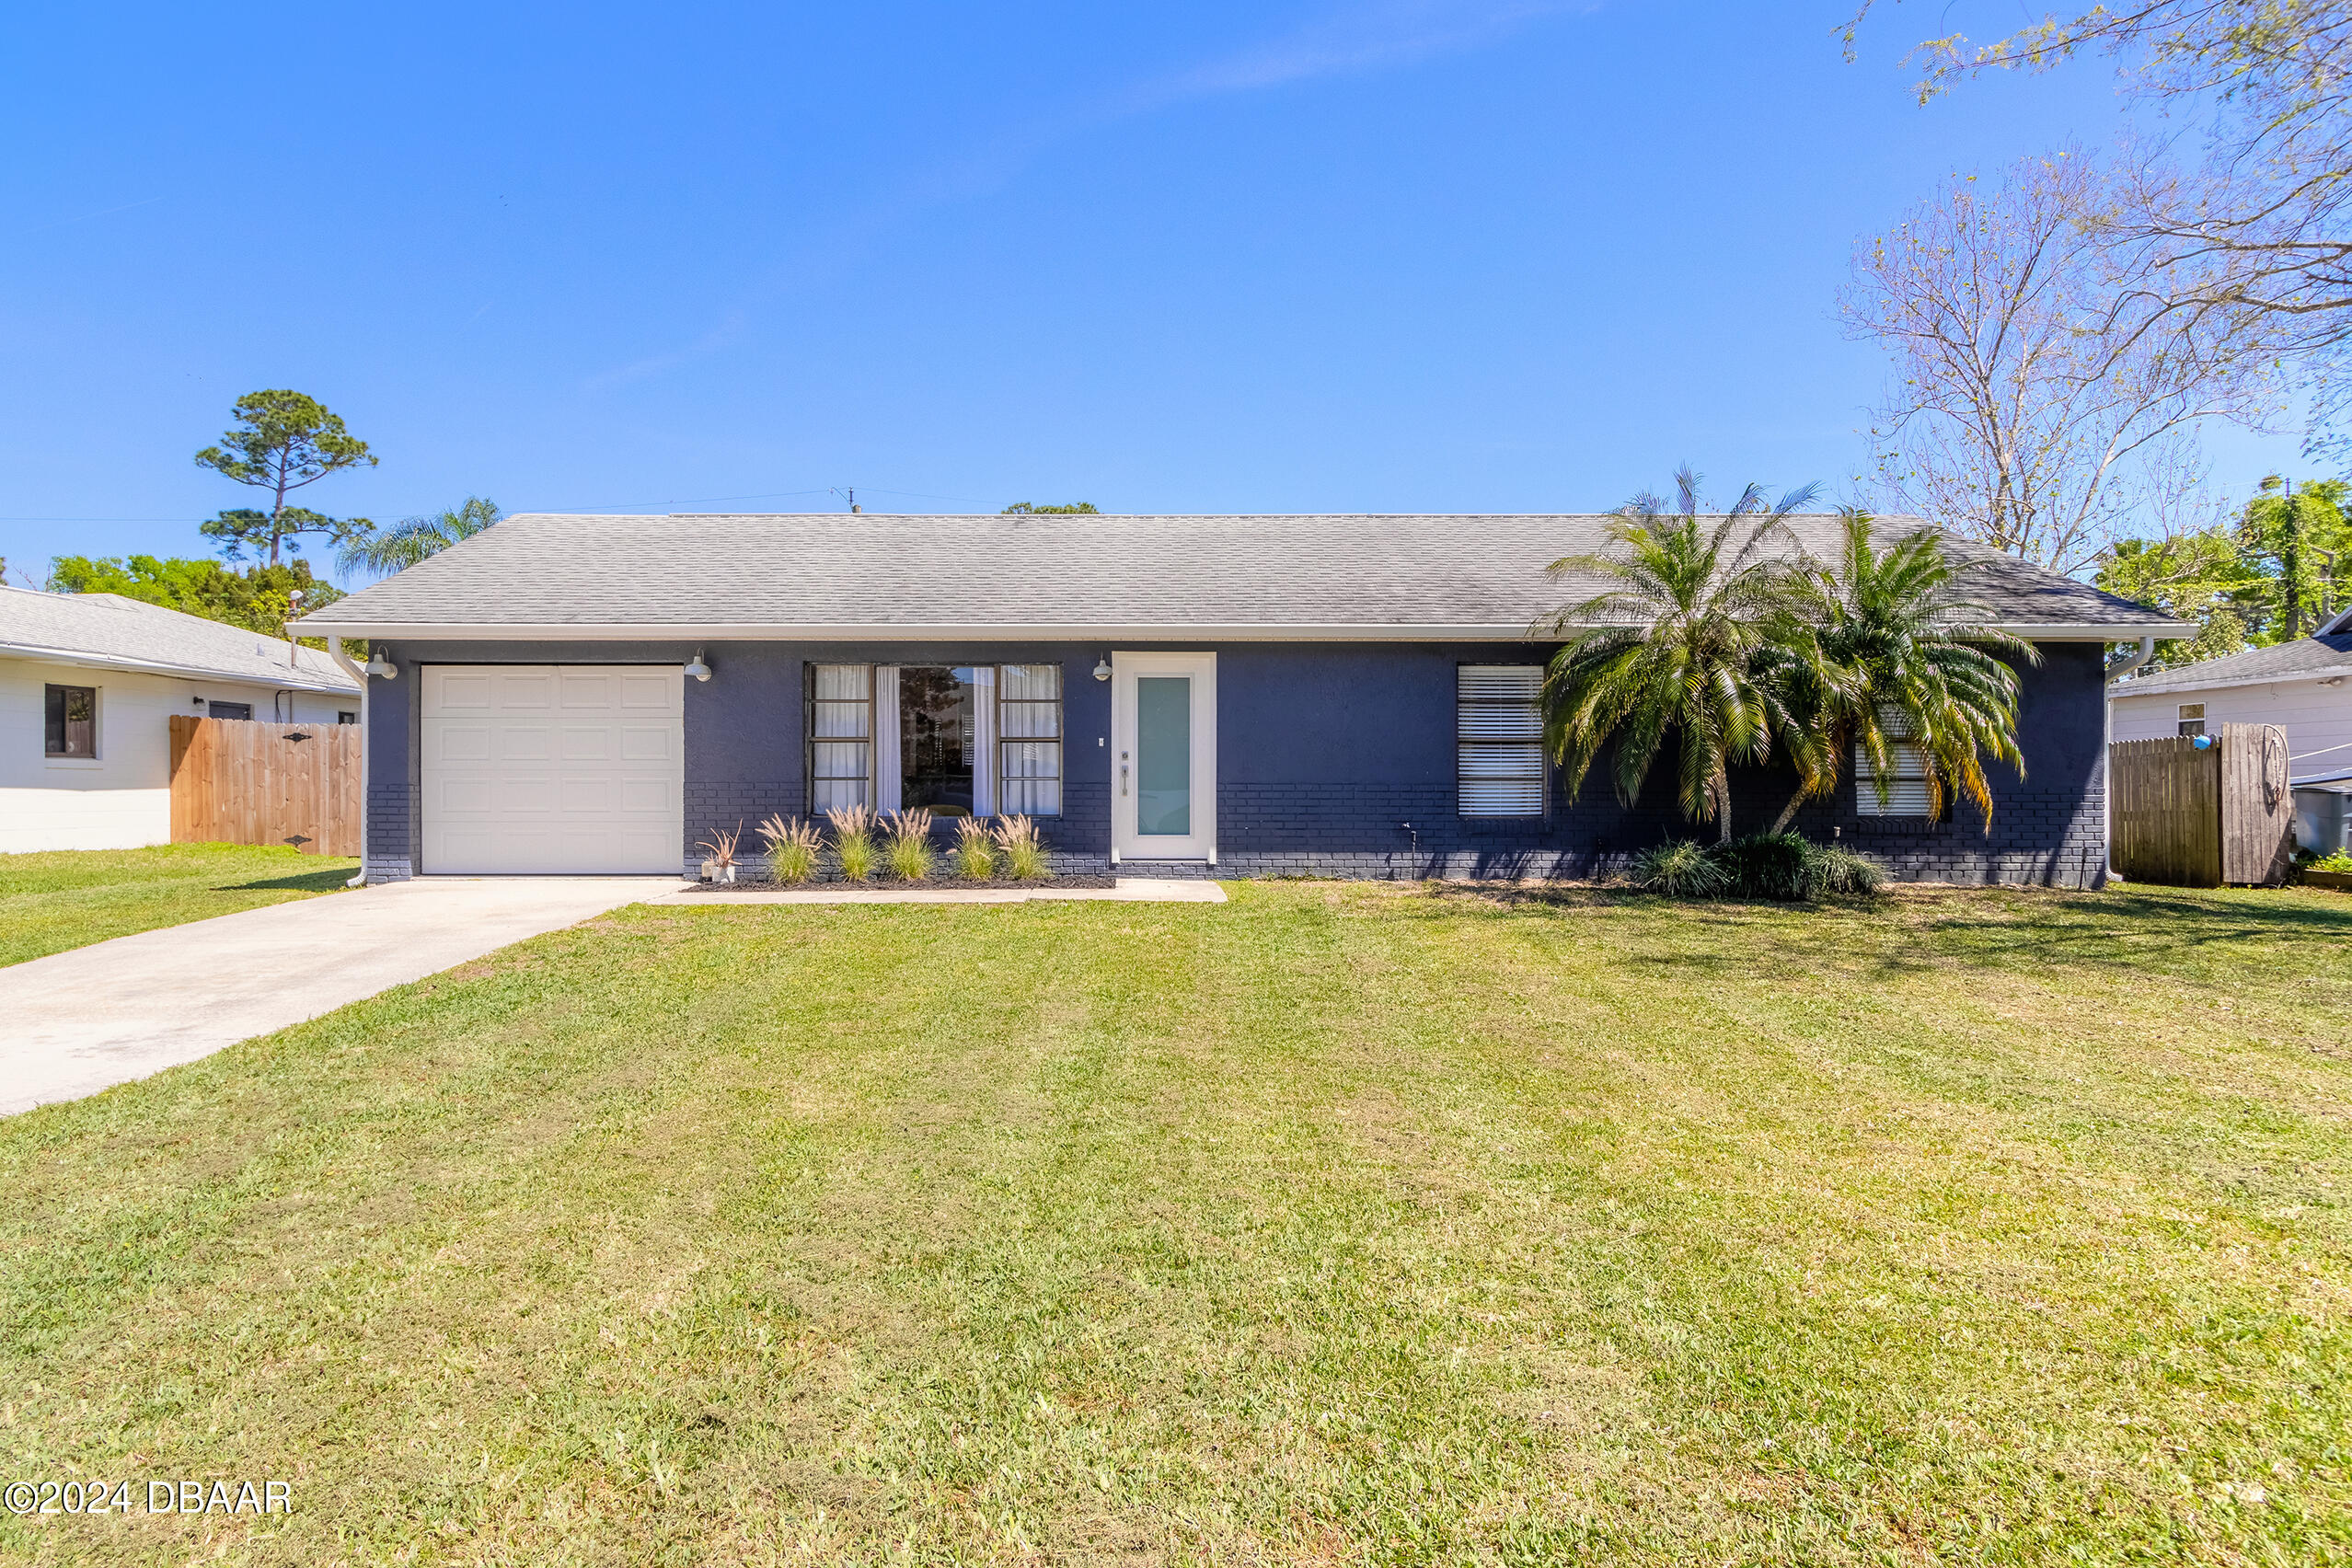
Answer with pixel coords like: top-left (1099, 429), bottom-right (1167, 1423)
top-left (0, 0), bottom-right (2302, 586)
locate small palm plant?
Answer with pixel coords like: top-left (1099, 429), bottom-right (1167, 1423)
top-left (952, 815), bottom-right (997, 880)
top-left (338, 496), bottom-right (502, 577)
top-left (884, 809), bottom-right (936, 882)
top-left (826, 803), bottom-right (878, 882)
top-left (757, 813), bottom-right (822, 885)
top-left (1537, 466), bottom-right (1819, 844)
top-left (1628, 840), bottom-right (1724, 896)
top-left (992, 814), bottom-right (1051, 881)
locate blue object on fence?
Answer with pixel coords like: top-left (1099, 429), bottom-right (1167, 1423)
top-left (2192, 734), bottom-right (2215, 749)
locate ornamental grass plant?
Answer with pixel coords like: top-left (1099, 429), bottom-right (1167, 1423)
top-left (884, 810), bottom-right (935, 882)
top-left (756, 813), bottom-right (822, 885)
top-left (952, 816), bottom-right (997, 880)
top-left (825, 804), bottom-right (878, 883)
top-left (992, 814), bottom-right (1050, 881)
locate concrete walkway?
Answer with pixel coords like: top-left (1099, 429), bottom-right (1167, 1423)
top-left (0, 878), bottom-right (684, 1116)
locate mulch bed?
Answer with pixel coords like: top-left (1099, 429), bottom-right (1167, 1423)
top-left (682, 874), bottom-right (1118, 894)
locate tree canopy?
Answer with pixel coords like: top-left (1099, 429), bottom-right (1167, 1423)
top-left (45, 555), bottom-right (346, 643)
top-left (193, 390), bottom-right (377, 566)
top-left (1000, 502), bottom-right (1101, 514)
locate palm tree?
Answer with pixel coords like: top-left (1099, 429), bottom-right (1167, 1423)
top-left (339, 496), bottom-right (502, 577)
top-left (1761, 510), bottom-right (2039, 834)
top-left (1538, 467), bottom-right (1820, 844)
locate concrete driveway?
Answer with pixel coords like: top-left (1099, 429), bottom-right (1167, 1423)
top-left (0, 877), bottom-right (685, 1116)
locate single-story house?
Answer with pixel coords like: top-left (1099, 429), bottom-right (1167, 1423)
top-left (2110, 606), bottom-right (2352, 853)
top-left (1, 584), bottom-right (363, 853)
top-left (292, 512), bottom-right (2181, 887)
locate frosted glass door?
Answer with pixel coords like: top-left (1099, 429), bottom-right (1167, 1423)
top-left (1111, 651), bottom-right (1216, 862)
top-left (1136, 676), bottom-right (1192, 836)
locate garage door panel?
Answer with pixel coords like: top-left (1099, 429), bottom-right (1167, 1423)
top-left (421, 664), bottom-right (683, 873)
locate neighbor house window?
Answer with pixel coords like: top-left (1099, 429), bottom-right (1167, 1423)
top-left (2177, 703), bottom-right (2206, 738)
top-left (337, 710), bottom-right (358, 725)
top-left (1855, 711), bottom-right (1935, 816)
top-left (1458, 665), bottom-right (1544, 817)
top-left (44, 685), bottom-right (96, 757)
top-left (208, 700), bottom-right (253, 721)
top-left (808, 663), bottom-right (873, 812)
top-left (998, 663), bottom-right (1063, 816)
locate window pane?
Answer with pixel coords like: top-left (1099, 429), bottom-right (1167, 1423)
top-left (1458, 666), bottom-right (1543, 817)
top-left (812, 777), bottom-right (869, 813)
top-left (1001, 663), bottom-right (1061, 701)
top-left (813, 701), bottom-right (868, 739)
top-left (1855, 742), bottom-right (1932, 815)
top-left (813, 740), bottom-right (870, 778)
top-left (1001, 701), bottom-right (1061, 740)
top-left (901, 665), bottom-right (976, 814)
top-left (1136, 676), bottom-right (1191, 836)
top-left (1002, 777), bottom-right (1061, 815)
top-left (814, 663), bottom-right (870, 701)
top-left (45, 685), bottom-right (96, 757)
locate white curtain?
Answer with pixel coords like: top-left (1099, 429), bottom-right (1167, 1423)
top-left (873, 665), bottom-right (902, 813)
top-left (970, 664), bottom-right (997, 817)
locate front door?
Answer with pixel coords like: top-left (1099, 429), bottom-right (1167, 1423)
top-left (1111, 651), bottom-right (1216, 863)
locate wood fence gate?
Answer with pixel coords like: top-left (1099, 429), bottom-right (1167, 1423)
top-left (2109, 721), bottom-right (2293, 887)
top-left (168, 716), bottom-right (363, 856)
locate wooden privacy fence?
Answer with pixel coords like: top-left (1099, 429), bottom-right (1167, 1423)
top-left (2110, 721), bottom-right (2294, 887)
top-left (169, 716), bottom-right (362, 857)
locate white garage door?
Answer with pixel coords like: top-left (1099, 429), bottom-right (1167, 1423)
top-left (421, 664), bottom-right (684, 874)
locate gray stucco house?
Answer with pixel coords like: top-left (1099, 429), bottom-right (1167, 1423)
top-left (294, 511), bottom-right (2179, 888)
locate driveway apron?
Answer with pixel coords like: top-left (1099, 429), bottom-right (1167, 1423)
top-left (0, 878), bottom-right (684, 1116)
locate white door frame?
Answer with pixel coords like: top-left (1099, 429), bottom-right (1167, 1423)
top-left (1109, 651), bottom-right (1216, 863)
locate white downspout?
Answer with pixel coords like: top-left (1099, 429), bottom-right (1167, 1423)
top-left (329, 636), bottom-right (371, 888)
top-left (2102, 635), bottom-right (2158, 883)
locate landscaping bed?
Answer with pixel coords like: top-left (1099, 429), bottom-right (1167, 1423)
top-left (682, 873), bottom-right (1118, 893)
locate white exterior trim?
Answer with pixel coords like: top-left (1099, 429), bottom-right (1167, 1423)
top-left (0, 639), bottom-right (357, 696)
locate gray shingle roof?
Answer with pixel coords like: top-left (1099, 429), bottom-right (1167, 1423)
top-left (0, 586), bottom-right (359, 693)
top-left (294, 512), bottom-right (2182, 638)
top-left (2113, 632), bottom-right (2352, 694)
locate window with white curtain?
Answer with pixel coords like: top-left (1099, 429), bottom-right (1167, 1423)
top-left (997, 663), bottom-right (1063, 816)
top-left (1457, 665), bottom-right (1545, 817)
top-left (809, 663), bottom-right (872, 812)
top-left (1855, 710), bottom-right (1934, 816)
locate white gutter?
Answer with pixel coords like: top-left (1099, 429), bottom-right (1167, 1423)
top-left (2101, 636), bottom-right (2160, 882)
top-left (328, 637), bottom-right (372, 889)
top-left (289, 618), bottom-right (2189, 644)
top-left (0, 640), bottom-right (360, 695)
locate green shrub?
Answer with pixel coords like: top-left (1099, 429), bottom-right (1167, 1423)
top-left (1806, 843), bottom-right (1885, 896)
top-left (2308, 847), bottom-right (2352, 873)
top-left (1712, 833), bottom-right (1817, 900)
top-left (1629, 840), bottom-right (1724, 896)
top-left (884, 810), bottom-right (935, 882)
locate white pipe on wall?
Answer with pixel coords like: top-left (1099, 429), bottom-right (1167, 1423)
top-left (329, 637), bottom-right (371, 887)
top-left (2102, 635), bottom-right (2159, 882)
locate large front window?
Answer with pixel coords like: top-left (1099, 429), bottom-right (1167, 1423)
top-left (806, 662), bottom-right (1062, 817)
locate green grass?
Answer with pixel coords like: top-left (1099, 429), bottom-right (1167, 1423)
top-left (0, 844), bottom-right (358, 967)
top-left (2, 882), bottom-right (2348, 1563)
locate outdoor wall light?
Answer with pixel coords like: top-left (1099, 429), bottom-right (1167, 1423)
top-left (1092, 658), bottom-right (1112, 682)
top-left (685, 651), bottom-right (712, 683)
top-left (363, 652), bottom-right (398, 679)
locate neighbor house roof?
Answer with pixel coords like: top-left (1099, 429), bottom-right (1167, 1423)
top-left (0, 585), bottom-right (360, 694)
top-left (293, 512), bottom-right (2185, 642)
top-left (2109, 632), bottom-right (2352, 698)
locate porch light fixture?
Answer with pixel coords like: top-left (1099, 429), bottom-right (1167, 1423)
top-left (1092, 658), bottom-right (1112, 682)
top-left (363, 651), bottom-right (398, 679)
top-left (685, 651), bottom-right (712, 683)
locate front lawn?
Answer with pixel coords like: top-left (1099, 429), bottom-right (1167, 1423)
top-left (0, 843), bottom-right (358, 967)
top-left (2, 882), bottom-right (2347, 1563)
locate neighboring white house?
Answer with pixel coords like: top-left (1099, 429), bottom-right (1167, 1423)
top-left (0, 585), bottom-right (363, 853)
top-left (2110, 606), bottom-right (2352, 852)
